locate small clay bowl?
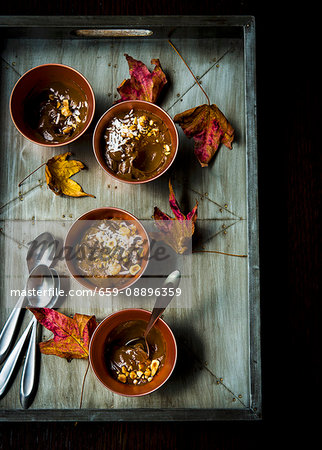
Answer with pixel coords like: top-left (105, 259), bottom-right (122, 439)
top-left (10, 63), bottom-right (95, 147)
top-left (89, 308), bottom-right (177, 397)
top-left (92, 100), bottom-right (179, 184)
top-left (64, 207), bottom-right (150, 292)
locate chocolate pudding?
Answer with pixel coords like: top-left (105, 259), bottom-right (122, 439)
top-left (105, 320), bottom-right (166, 385)
top-left (104, 109), bottom-right (172, 181)
top-left (25, 81), bottom-right (88, 143)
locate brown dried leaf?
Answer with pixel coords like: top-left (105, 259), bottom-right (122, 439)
top-left (153, 180), bottom-right (198, 254)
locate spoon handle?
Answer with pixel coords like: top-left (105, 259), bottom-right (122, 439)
top-left (144, 307), bottom-right (165, 339)
top-left (0, 318), bottom-right (34, 399)
top-left (20, 318), bottom-right (38, 409)
top-left (144, 293), bottom-right (176, 339)
top-left (0, 295), bottom-right (25, 364)
top-left (19, 269), bottom-right (60, 409)
top-left (144, 271), bottom-right (181, 339)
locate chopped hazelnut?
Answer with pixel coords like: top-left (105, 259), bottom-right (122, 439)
top-left (151, 359), bottom-right (160, 377)
top-left (117, 374), bottom-right (127, 383)
top-left (62, 126), bottom-right (73, 134)
top-left (129, 264), bottom-right (141, 275)
top-left (119, 227), bottom-right (131, 236)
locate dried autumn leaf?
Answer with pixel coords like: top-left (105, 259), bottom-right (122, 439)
top-left (117, 54), bottom-right (167, 103)
top-left (174, 104), bottom-right (235, 167)
top-left (29, 308), bottom-right (98, 360)
top-left (45, 152), bottom-right (95, 198)
top-left (153, 180), bottom-right (198, 254)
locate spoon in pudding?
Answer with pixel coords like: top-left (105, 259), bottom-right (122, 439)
top-left (125, 269), bottom-right (181, 358)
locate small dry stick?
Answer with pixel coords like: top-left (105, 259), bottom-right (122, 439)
top-left (18, 162), bottom-right (46, 187)
top-left (193, 250), bottom-right (247, 258)
top-left (79, 359), bottom-right (90, 409)
top-left (168, 39), bottom-right (211, 106)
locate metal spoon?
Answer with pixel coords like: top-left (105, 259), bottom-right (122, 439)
top-left (126, 270), bottom-right (181, 358)
top-left (0, 232), bottom-right (55, 364)
top-left (0, 264), bottom-right (54, 399)
top-left (20, 268), bottom-right (60, 409)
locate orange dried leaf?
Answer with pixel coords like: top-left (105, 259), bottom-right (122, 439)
top-left (117, 54), bottom-right (167, 103)
top-left (174, 104), bottom-right (234, 167)
top-left (29, 308), bottom-right (98, 360)
top-left (45, 152), bottom-right (95, 198)
top-left (153, 180), bottom-right (198, 254)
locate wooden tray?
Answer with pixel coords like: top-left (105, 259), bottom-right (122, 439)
top-left (0, 15), bottom-right (261, 421)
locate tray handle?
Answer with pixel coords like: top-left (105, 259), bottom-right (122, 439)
top-left (73, 29), bottom-right (153, 37)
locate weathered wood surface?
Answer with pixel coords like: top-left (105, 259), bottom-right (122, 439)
top-left (0, 26), bottom-right (260, 419)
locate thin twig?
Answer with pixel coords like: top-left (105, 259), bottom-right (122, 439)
top-left (168, 39), bottom-right (211, 106)
top-left (193, 250), bottom-right (247, 258)
top-left (18, 162), bottom-right (46, 187)
top-left (79, 359), bottom-right (90, 409)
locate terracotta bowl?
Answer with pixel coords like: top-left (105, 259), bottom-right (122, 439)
top-left (92, 100), bottom-right (179, 184)
top-left (10, 63), bottom-right (95, 147)
top-left (89, 308), bottom-right (177, 396)
top-left (64, 207), bottom-right (150, 291)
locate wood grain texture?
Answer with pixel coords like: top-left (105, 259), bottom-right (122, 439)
top-left (0, 26), bottom-right (255, 417)
top-left (0, 0), bottom-right (318, 449)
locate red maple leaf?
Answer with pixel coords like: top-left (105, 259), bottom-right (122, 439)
top-left (174, 104), bottom-right (235, 167)
top-left (117, 54), bottom-right (167, 103)
top-left (29, 308), bottom-right (98, 360)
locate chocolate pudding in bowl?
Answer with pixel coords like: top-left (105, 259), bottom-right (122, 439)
top-left (25, 82), bottom-right (88, 144)
top-left (104, 109), bottom-right (172, 182)
top-left (105, 319), bottom-right (166, 385)
top-left (93, 100), bottom-right (179, 184)
top-left (89, 309), bottom-right (177, 397)
top-left (64, 207), bottom-right (150, 292)
top-left (10, 64), bottom-right (95, 147)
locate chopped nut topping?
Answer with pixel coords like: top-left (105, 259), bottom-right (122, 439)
top-left (144, 368), bottom-right (151, 377)
top-left (118, 374), bottom-right (127, 383)
top-left (138, 115), bottom-right (147, 126)
top-left (109, 262), bottom-right (121, 276)
top-left (62, 126), bottom-right (73, 134)
top-left (61, 99), bottom-right (72, 117)
top-left (129, 264), bottom-right (141, 276)
top-left (119, 226), bottom-right (131, 236)
top-left (151, 359), bottom-right (160, 377)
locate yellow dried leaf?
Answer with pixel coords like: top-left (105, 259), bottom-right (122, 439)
top-left (45, 152), bottom-right (95, 198)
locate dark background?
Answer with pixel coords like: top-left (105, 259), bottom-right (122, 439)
top-left (0, 1), bottom-right (319, 449)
